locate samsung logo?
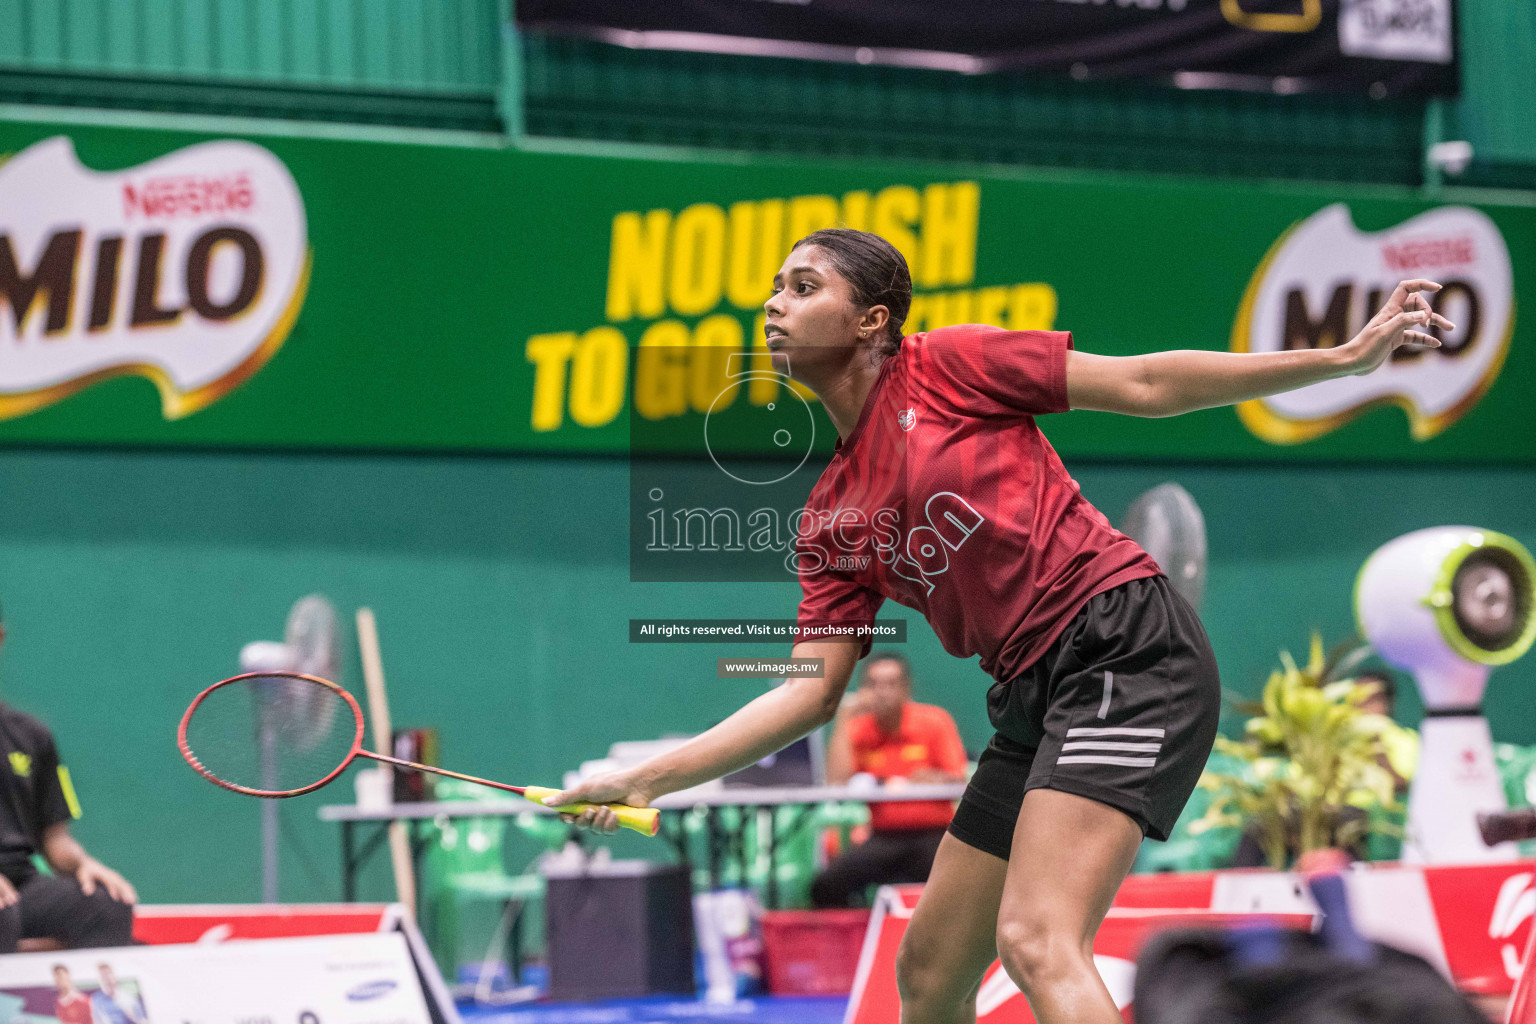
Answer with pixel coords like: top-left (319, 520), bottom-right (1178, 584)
top-left (345, 980), bottom-right (398, 1002)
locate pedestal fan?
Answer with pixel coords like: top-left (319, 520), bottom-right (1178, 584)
top-left (238, 595), bottom-right (343, 902)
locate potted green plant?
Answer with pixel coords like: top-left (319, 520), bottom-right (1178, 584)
top-left (1191, 634), bottom-right (1404, 869)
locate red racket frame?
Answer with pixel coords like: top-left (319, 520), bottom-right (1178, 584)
top-left (178, 671), bottom-right (533, 800)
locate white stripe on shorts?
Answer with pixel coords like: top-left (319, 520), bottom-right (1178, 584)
top-left (1061, 740), bottom-right (1161, 753)
top-left (1056, 755), bottom-right (1157, 768)
top-left (1065, 726), bottom-right (1166, 739)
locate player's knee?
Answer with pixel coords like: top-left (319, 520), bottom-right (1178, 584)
top-left (995, 916), bottom-right (1079, 995)
top-left (893, 934), bottom-right (934, 1003)
top-left (895, 931), bottom-right (962, 1009)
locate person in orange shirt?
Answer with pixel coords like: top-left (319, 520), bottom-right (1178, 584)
top-left (812, 652), bottom-right (968, 908)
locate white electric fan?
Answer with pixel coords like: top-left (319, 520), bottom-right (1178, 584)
top-left (1356, 528), bottom-right (1536, 862)
top-left (1121, 482), bottom-right (1208, 611)
top-left (238, 595), bottom-right (344, 902)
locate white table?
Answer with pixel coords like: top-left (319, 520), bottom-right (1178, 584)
top-left (320, 783), bottom-right (967, 908)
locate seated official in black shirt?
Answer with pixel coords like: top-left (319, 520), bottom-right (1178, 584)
top-left (0, 676), bottom-right (136, 950)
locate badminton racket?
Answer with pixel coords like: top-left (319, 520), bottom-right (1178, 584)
top-left (177, 671), bottom-right (660, 836)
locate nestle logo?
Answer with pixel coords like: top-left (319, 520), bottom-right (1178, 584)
top-left (1382, 235), bottom-right (1475, 272)
top-left (122, 171), bottom-right (254, 219)
top-left (345, 979), bottom-right (398, 1001)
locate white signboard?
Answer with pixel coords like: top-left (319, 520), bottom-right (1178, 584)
top-left (1232, 203), bottom-right (1514, 444)
top-left (1338, 0), bottom-right (1455, 64)
top-left (0, 136), bottom-right (308, 421)
top-left (0, 933), bottom-right (431, 1024)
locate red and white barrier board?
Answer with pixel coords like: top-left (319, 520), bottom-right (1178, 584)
top-left (123, 903), bottom-right (459, 1023)
top-left (846, 889), bottom-right (1312, 1024)
top-left (845, 887), bottom-right (1312, 1024)
top-left (1508, 919), bottom-right (1536, 1024)
top-left (1204, 861), bottom-right (1535, 995)
top-left (846, 860), bottom-right (1536, 1023)
top-left (133, 902), bottom-right (400, 945)
top-left (0, 932), bottom-right (431, 1023)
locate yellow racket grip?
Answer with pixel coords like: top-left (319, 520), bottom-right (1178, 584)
top-left (522, 786), bottom-right (661, 837)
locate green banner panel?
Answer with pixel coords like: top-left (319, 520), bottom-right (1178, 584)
top-left (0, 119), bottom-right (1531, 461)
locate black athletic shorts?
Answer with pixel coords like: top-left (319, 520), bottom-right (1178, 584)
top-left (948, 574), bottom-right (1221, 859)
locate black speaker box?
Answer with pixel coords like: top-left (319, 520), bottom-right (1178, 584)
top-left (545, 860), bottom-right (695, 1000)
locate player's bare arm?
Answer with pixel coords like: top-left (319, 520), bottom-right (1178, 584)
top-left (1066, 279), bottom-right (1453, 417)
top-left (546, 640), bottom-right (862, 833)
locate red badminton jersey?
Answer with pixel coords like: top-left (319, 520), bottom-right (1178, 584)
top-left (793, 324), bottom-right (1161, 683)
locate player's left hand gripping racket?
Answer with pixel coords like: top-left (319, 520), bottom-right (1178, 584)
top-left (178, 671), bottom-right (660, 836)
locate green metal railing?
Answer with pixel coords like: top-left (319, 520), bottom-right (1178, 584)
top-left (0, 0), bottom-right (1530, 189)
top-left (0, 0), bottom-right (502, 130)
top-left (521, 33), bottom-right (1426, 186)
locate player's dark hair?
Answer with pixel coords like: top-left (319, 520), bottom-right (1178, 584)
top-left (791, 228), bottom-right (912, 357)
top-left (865, 650), bottom-right (912, 682)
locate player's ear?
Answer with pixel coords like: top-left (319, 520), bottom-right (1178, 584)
top-left (860, 305), bottom-right (890, 335)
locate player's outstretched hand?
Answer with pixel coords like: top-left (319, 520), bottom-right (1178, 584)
top-left (542, 769), bottom-right (654, 835)
top-left (1337, 279), bottom-right (1454, 376)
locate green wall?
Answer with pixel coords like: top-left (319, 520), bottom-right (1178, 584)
top-left (0, 446), bottom-right (1532, 904)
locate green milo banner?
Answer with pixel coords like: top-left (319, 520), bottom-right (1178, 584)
top-left (0, 118), bottom-right (1532, 461)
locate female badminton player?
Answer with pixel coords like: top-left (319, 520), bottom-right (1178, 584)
top-left (545, 229), bottom-right (1450, 1024)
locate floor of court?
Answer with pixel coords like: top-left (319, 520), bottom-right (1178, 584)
top-left (459, 994), bottom-right (847, 1024)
